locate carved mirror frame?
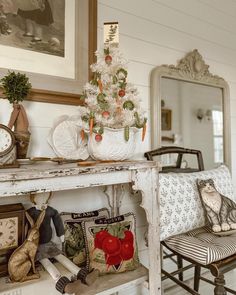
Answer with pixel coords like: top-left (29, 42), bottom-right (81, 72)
top-left (150, 49), bottom-right (231, 169)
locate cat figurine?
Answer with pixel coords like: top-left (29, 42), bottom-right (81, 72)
top-left (197, 179), bottom-right (236, 233)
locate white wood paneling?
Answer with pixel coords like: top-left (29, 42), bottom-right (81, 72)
top-left (230, 100), bottom-right (236, 117)
top-left (153, 0), bottom-right (236, 34)
top-left (100, 0), bottom-right (236, 51)
top-left (97, 28), bottom-right (187, 68)
top-left (0, 99), bottom-right (78, 128)
top-left (98, 2), bottom-right (236, 69)
top-left (231, 118), bottom-right (236, 135)
top-left (198, 0), bottom-right (236, 18)
top-left (27, 127), bottom-right (54, 157)
top-left (228, 84), bottom-right (236, 99)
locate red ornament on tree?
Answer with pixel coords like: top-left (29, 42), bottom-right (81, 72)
top-left (95, 134), bottom-right (103, 142)
top-left (105, 55), bottom-right (112, 65)
top-left (102, 111), bottom-right (110, 118)
top-left (118, 89), bottom-right (126, 97)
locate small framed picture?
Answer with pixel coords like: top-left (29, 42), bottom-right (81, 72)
top-left (161, 109), bottom-right (172, 130)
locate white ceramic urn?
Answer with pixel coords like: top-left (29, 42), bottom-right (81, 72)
top-left (87, 127), bottom-right (138, 161)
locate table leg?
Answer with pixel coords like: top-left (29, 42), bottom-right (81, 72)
top-left (132, 167), bottom-right (162, 295)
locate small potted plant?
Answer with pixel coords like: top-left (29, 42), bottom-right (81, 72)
top-left (1, 71), bottom-right (32, 158)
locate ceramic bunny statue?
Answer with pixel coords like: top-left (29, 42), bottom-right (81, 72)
top-left (8, 210), bottom-right (46, 282)
top-left (27, 192), bottom-right (99, 295)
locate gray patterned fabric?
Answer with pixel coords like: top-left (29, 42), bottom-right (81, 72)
top-left (164, 226), bottom-right (236, 265)
top-left (159, 165), bottom-right (234, 241)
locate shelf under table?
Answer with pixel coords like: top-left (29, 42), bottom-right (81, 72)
top-left (0, 161), bottom-right (160, 294)
top-left (0, 264), bottom-right (148, 295)
top-left (82, 265), bottom-right (148, 295)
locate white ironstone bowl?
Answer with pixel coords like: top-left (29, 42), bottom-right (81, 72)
top-left (87, 127), bottom-right (138, 161)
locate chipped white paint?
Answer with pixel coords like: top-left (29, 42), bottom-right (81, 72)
top-left (132, 167), bottom-right (161, 295)
top-left (104, 184), bottom-right (126, 217)
top-left (0, 160), bottom-right (161, 295)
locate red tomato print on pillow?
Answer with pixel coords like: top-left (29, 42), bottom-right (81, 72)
top-left (102, 236), bottom-right (121, 255)
top-left (94, 227), bottom-right (135, 268)
top-left (120, 240), bottom-right (134, 260)
top-left (105, 253), bottom-right (122, 266)
top-left (123, 230), bottom-right (134, 243)
top-left (85, 214), bottom-right (139, 274)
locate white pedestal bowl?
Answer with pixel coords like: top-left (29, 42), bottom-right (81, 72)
top-left (88, 127), bottom-right (138, 161)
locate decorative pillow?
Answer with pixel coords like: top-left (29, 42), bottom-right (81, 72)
top-left (82, 213), bottom-right (140, 274)
top-left (60, 208), bottom-right (109, 266)
top-left (159, 165), bottom-right (234, 241)
top-left (197, 178), bottom-right (236, 233)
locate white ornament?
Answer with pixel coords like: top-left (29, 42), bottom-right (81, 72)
top-left (48, 116), bottom-right (89, 160)
top-left (117, 71), bottom-right (126, 80)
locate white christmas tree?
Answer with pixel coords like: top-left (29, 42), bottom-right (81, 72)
top-left (78, 45), bottom-right (147, 142)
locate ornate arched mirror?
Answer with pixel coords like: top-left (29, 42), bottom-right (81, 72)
top-left (150, 50), bottom-right (231, 170)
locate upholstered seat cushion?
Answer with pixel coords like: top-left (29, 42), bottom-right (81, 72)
top-left (164, 226), bottom-right (236, 265)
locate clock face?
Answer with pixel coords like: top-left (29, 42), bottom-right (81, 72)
top-left (0, 204), bottom-right (24, 277)
top-left (0, 126), bottom-right (13, 155)
top-left (0, 217), bottom-right (18, 250)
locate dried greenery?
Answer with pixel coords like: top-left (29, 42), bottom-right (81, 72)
top-left (0, 71), bottom-right (32, 104)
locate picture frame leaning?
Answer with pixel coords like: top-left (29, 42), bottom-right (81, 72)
top-left (0, 0), bottom-right (97, 105)
top-left (161, 109), bottom-right (172, 131)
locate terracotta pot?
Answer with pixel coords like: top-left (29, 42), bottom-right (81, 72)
top-left (87, 127), bottom-right (138, 161)
top-left (14, 131), bottom-right (31, 159)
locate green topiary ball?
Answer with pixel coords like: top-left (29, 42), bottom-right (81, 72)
top-left (1, 71), bottom-right (32, 104)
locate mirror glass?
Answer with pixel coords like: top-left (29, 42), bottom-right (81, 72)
top-left (161, 78), bottom-right (223, 170)
top-left (150, 50), bottom-right (231, 171)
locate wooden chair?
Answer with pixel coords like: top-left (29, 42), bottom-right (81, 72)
top-left (144, 146), bottom-right (204, 173)
top-left (144, 146), bottom-right (204, 285)
top-left (145, 147), bottom-right (236, 295)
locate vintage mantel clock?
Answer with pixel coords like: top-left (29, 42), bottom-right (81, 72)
top-left (0, 203), bottom-right (25, 276)
top-left (0, 124), bottom-right (18, 168)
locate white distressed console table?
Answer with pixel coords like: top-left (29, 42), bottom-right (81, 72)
top-left (0, 160), bottom-right (161, 295)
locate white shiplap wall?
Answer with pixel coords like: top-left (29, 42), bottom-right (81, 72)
top-left (0, 1), bottom-right (236, 293)
top-left (98, 0), bottom-right (236, 182)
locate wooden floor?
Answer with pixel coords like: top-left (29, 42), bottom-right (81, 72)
top-left (164, 269), bottom-right (236, 294)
